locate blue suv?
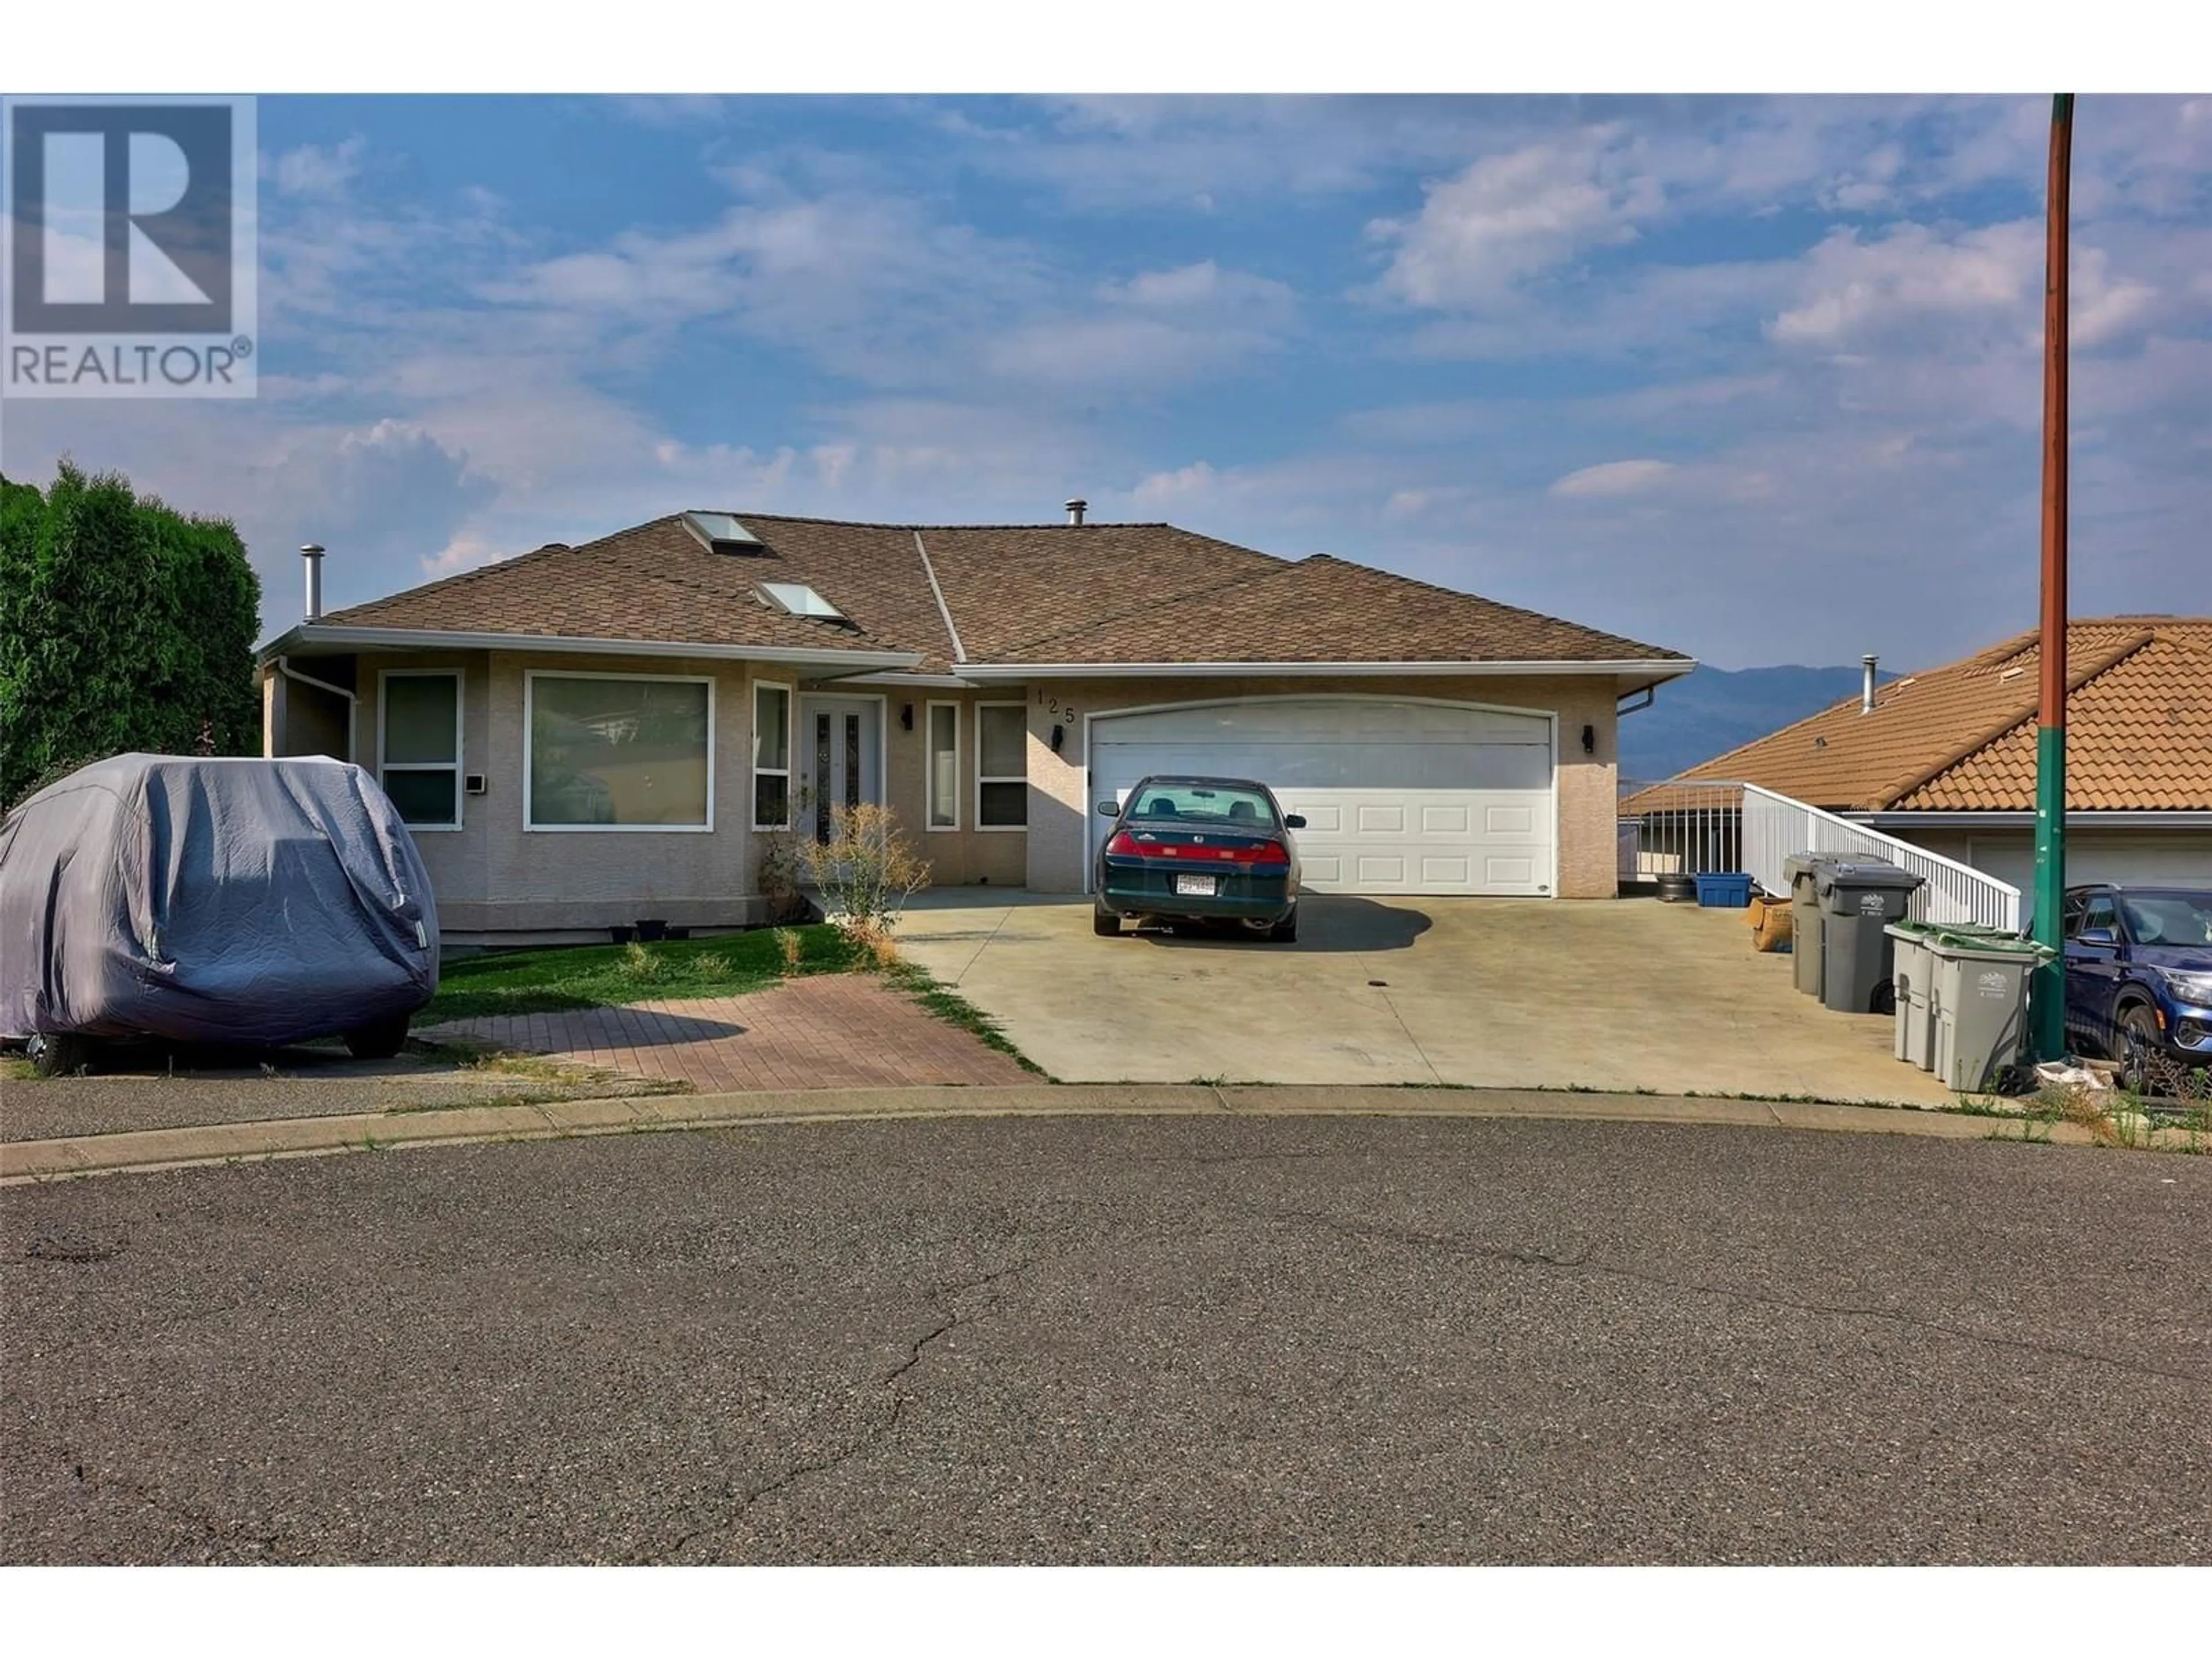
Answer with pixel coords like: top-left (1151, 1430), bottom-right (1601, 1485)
top-left (2062, 885), bottom-right (2212, 1095)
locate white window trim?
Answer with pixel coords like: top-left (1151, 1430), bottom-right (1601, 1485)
top-left (975, 700), bottom-right (1028, 833)
top-left (751, 677), bottom-right (796, 832)
top-left (523, 668), bottom-right (717, 835)
top-left (377, 668), bottom-right (463, 832)
top-left (925, 699), bottom-right (962, 832)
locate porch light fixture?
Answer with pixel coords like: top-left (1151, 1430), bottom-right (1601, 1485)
top-left (1050, 723), bottom-right (1066, 753)
top-left (1581, 724), bottom-right (1595, 755)
top-left (901, 703), bottom-right (914, 730)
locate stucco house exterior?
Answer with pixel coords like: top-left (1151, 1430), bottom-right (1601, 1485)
top-left (259, 508), bottom-right (1693, 943)
top-left (1647, 616), bottom-right (2211, 905)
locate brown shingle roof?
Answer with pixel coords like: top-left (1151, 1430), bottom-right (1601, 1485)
top-left (317, 512), bottom-right (1690, 675)
top-left (319, 516), bottom-right (916, 661)
top-left (1637, 618), bottom-right (2212, 813)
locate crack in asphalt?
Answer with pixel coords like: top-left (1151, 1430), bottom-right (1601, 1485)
top-left (647, 1257), bottom-right (1032, 1563)
top-left (64, 1447), bottom-right (282, 1561)
top-left (1253, 1206), bottom-right (2212, 1389)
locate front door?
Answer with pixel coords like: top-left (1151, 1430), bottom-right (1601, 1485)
top-left (797, 696), bottom-right (884, 844)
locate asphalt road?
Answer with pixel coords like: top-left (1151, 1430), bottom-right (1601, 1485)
top-left (2, 1115), bottom-right (2206, 1564)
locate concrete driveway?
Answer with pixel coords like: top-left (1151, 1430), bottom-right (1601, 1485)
top-left (896, 890), bottom-right (1957, 1105)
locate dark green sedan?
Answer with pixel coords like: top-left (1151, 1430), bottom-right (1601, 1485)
top-left (1093, 775), bottom-right (1306, 942)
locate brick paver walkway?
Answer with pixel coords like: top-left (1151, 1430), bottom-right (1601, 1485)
top-left (416, 975), bottom-right (1030, 1093)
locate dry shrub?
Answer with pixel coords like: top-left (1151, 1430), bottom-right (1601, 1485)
top-left (772, 927), bottom-right (804, 973)
top-left (618, 940), bottom-right (666, 984)
top-left (756, 833), bottom-right (811, 925)
top-left (801, 803), bottom-right (931, 947)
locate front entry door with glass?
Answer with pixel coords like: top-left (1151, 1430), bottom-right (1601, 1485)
top-left (797, 696), bottom-right (884, 843)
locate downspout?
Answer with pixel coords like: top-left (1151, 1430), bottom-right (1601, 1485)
top-left (274, 656), bottom-right (359, 763)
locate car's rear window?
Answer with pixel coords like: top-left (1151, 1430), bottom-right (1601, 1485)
top-left (2118, 893), bottom-right (2212, 946)
top-left (1124, 783), bottom-right (1279, 829)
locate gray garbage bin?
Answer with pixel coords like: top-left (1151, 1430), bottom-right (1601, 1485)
top-left (1786, 854), bottom-right (1833, 997)
top-left (1926, 933), bottom-right (2056, 1092)
top-left (1817, 862), bottom-right (1925, 1013)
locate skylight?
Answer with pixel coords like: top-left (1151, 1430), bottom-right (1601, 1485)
top-left (757, 581), bottom-right (847, 622)
top-left (681, 510), bottom-right (762, 551)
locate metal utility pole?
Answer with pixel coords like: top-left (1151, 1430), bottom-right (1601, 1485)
top-left (2030, 93), bottom-right (2074, 1061)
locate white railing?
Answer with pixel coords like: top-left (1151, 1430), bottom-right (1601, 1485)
top-left (1620, 779), bottom-right (2022, 930)
top-left (1740, 783), bottom-right (2022, 931)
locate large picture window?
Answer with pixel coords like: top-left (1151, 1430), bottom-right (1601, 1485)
top-left (379, 671), bottom-right (461, 830)
top-left (926, 702), bottom-right (960, 831)
top-left (752, 681), bottom-right (793, 830)
top-left (976, 702), bottom-right (1027, 830)
top-left (526, 672), bottom-right (713, 831)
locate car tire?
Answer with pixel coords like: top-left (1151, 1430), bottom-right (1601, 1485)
top-left (1268, 908), bottom-right (1299, 944)
top-left (1092, 903), bottom-right (1121, 938)
top-left (342, 1014), bottom-right (412, 1060)
top-left (2119, 1004), bottom-right (2166, 1097)
top-left (28, 1032), bottom-right (96, 1077)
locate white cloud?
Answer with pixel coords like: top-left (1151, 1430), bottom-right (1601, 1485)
top-left (272, 137), bottom-right (365, 198)
top-left (1767, 222), bottom-right (2038, 349)
top-left (1370, 126), bottom-right (1664, 307)
top-left (982, 261), bottom-right (1297, 387)
top-left (1548, 459), bottom-right (1677, 498)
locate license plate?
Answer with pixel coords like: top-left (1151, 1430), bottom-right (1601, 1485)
top-left (1175, 873), bottom-right (1217, 897)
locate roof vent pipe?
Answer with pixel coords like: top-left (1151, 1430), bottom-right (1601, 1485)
top-left (1065, 498), bottom-right (1088, 526)
top-left (1861, 653), bottom-right (1878, 714)
top-left (301, 544), bottom-right (325, 622)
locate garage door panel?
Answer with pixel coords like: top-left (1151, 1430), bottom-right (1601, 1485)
top-left (1092, 699), bottom-right (1555, 897)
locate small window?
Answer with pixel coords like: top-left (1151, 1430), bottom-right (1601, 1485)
top-left (380, 671), bottom-right (461, 829)
top-left (976, 703), bottom-right (1027, 830)
top-left (681, 510), bottom-right (761, 551)
top-left (926, 702), bottom-right (960, 831)
top-left (527, 673), bottom-right (712, 830)
top-left (757, 581), bottom-right (847, 621)
top-left (753, 681), bottom-right (792, 829)
top-left (2061, 893), bottom-right (2088, 940)
top-left (2082, 894), bottom-right (2118, 938)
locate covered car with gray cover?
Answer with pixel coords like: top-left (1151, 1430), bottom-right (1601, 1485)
top-left (1, 754), bottom-right (438, 1057)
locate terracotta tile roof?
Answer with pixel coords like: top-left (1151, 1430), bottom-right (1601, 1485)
top-left (981, 552), bottom-right (1686, 666)
top-left (1635, 618), bottom-right (2212, 814)
top-left (315, 512), bottom-right (1691, 676)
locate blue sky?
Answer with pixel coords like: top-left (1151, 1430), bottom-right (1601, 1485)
top-left (5, 94), bottom-right (2208, 669)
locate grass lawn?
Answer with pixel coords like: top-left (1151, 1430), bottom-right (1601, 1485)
top-left (422, 926), bottom-right (865, 1024)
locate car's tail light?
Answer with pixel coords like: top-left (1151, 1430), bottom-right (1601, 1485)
top-left (1105, 831), bottom-right (1288, 868)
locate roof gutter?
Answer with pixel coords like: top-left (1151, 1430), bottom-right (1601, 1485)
top-left (953, 658), bottom-right (1696, 682)
top-left (257, 623), bottom-right (925, 673)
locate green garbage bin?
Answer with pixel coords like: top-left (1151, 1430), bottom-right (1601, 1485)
top-left (1887, 921), bottom-right (2013, 1070)
top-left (1926, 933), bottom-right (2057, 1092)
top-left (1817, 862), bottom-right (1925, 1013)
top-left (1885, 921), bottom-right (1940, 1069)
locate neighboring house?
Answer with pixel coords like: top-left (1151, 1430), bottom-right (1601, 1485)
top-left (1645, 617), bottom-right (2212, 902)
top-left (259, 509), bottom-right (1692, 942)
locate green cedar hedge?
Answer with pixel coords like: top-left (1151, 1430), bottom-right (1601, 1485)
top-left (0, 463), bottom-right (263, 809)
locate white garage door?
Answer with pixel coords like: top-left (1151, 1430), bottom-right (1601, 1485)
top-left (1089, 698), bottom-right (1555, 896)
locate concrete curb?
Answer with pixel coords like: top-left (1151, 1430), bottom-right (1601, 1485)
top-left (0, 1082), bottom-right (2099, 1183)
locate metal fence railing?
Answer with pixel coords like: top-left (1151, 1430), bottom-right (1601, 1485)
top-left (1619, 779), bottom-right (2022, 931)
